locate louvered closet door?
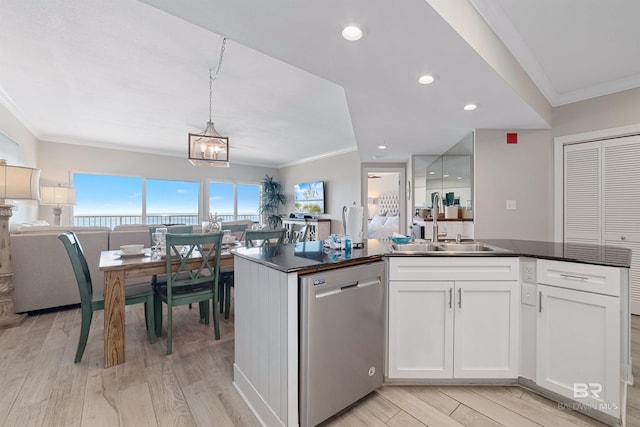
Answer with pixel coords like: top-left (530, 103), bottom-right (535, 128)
top-left (603, 135), bottom-right (640, 313)
top-left (564, 141), bottom-right (602, 247)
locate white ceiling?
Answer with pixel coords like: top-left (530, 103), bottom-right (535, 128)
top-left (1, 1), bottom-right (639, 168)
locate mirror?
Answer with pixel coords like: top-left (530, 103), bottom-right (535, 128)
top-left (412, 132), bottom-right (474, 219)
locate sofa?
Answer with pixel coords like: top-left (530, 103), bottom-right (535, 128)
top-left (10, 221), bottom-right (250, 313)
top-left (11, 224), bottom-right (159, 313)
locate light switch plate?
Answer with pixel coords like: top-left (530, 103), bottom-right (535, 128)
top-left (506, 199), bottom-right (517, 210)
top-left (522, 283), bottom-right (537, 306)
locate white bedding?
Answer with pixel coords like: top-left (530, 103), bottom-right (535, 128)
top-left (368, 214), bottom-right (399, 239)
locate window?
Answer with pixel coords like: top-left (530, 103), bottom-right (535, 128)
top-left (74, 173), bottom-right (143, 227)
top-left (74, 174), bottom-right (200, 228)
top-left (209, 182), bottom-right (260, 222)
top-left (146, 179), bottom-right (199, 225)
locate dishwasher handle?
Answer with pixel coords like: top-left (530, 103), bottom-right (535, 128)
top-left (340, 281), bottom-right (359, 291)
top-left (315, 277), bottom-right (381, 298)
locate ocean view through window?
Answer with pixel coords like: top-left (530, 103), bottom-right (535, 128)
top-left (73, 174), bottom-right (260, 228)
top-left (210, 182), bottom-right (260, 222)
top-left (73, 174), bottom-right (200, 228)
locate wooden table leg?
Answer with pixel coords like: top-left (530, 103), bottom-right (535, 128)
top-left (103, 269), bottom-right (126, 368)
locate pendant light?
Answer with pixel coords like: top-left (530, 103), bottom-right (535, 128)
top-left (189, 38), bottom-right (230, 167)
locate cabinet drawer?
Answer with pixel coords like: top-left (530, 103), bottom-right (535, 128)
top-left (536, 259), bottom-right (620, 297)
top-left (388, 257), bottom-right (518, 281)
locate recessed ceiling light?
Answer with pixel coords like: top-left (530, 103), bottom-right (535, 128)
top-left (429, 171), bottom-right (435, 175)
top-left (342, 25), bottom-right (363, 41)
top-left (443, 174), bottom-right (449, 178)
top-left (457, 176), bottom-right (463, 180)
top-left (378, 145), bottom-right (387, 150)
top-left (463, 104), bottom-right (477, 111)
top-left (418, 74), bottom-right (436, 85)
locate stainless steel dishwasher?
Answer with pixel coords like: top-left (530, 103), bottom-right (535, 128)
top-left (299, 261), bottom-right (385, 426)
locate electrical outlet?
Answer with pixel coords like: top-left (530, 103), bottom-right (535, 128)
top-left (506, 199), bottom-right (517, 210)
top-left (521, 261), bottom-right (536, 282)
top-left (521, 283), bottom-right (537, 306)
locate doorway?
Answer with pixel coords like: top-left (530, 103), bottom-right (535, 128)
top-left (361, 165), bottom-right (406, 240)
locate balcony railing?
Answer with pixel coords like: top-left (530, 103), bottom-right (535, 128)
top-left (74, 214), bottom-right (259, 229)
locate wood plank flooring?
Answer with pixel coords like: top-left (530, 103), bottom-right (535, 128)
top-left (1, 304), bottom-right (638, 426)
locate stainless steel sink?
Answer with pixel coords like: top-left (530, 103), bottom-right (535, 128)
top-left (391, 241), bottom-right (511, 254)
top-left (436, 242), bottom-right (508, 252)
top-left (391, 243), bottom-right (439, 253)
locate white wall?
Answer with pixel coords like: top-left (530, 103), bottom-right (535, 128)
top-left (368, 174), bottom-right (399, 198)
top-left (474, 129), bottom-right (553, 241)
top-left (0, 104), bottom-right (39, 223)
top-left (279, 150), bottom-right (361, 235)
top-left (474, 87), bottom-right (640, 242)
top-left (37, 141), bottom-right (278, 225)
top-left (553, 87), bottom-right (640, 138)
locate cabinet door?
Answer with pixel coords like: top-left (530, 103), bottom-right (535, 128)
top-left (536, 284), bottom-right (620, 417)
top-left (388, 281), bottom-right (453, 379)
top-left (564, 141), bottom-right (602, 245)
top-left (453, 281), bottom-right (519, 379)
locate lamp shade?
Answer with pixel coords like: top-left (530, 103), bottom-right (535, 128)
top-left (40, 186), bottom-right (76, 206)
top-left (0, 161), bottom-right (40, 201)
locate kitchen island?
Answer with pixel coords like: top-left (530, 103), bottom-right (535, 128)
top-left (232, 239), bottom-right (631, 427)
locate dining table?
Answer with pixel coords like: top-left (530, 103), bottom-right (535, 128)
top-left (98, 245), bottom-right (235, 368)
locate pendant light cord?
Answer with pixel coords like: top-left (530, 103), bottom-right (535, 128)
top-left (209, 38), bottom-right (227, 122)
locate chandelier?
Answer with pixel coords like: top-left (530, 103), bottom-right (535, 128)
top-left (189, 38), bottom-right (230, 167)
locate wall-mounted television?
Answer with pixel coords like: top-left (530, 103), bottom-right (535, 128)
top-left (293, 181), bottom-right (325, 214)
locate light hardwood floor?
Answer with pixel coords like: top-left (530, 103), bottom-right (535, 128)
top-left (1, 304), bottom-right (638, 426)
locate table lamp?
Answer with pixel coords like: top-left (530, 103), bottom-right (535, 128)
top-left (0, 159), bottom-right (40, 328)
top-left (40, 184), bottom-right (76, 226)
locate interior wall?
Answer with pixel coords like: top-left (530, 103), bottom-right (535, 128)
top-left (368, 174), bottom-right (399, 197)
top-left (279, 150), bottom-right (361, 235)
top-left (553, 87), bottom-right (640, 138)
top-left (474, 129), bottom-right (553, 241)
top-left (37, 141), bottom-right (278, 226)
top-left (0, 103), bottom-right (40, 223)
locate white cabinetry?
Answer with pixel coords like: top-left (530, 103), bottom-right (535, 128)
top-left (388, 257), bottom-right (519, 379)
top-left (564, 135), bottom-right (640, 313)
top-left (536, 260), bottom-right (625, 418)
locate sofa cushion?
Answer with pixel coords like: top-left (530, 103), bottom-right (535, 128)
top-left (11, 230), bottom-right (109, 313)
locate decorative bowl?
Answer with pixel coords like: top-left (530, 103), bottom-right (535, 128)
top-left (390, 236), bottom-right (411, 244)
top-left (120, 244), bottom-right (144, 255)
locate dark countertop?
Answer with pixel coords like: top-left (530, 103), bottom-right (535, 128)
top-left (232, 239), bottom-right (631, 272)
top-left (231, 240), bottom-right (388, 273)
top-left (388, 239), bottom-right (631, 268)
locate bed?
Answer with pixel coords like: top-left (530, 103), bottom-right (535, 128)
top-left (368, 193), bottom-right (400, 239)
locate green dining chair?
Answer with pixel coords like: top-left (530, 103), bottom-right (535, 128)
top-left (245, 228), bottom-right (286, 248)
top-left (154, 232), bottom-right (223, 354)
top-left (289, 224), bottom-right (309, 243)
top-left (58, 231), bottom-right (156, 363)
top-left (220, 223), bottom-right (249, 243)
top-left (217, 223), bottom-right (249, 317)
top-left (149, 225), bottom-right (195, 306)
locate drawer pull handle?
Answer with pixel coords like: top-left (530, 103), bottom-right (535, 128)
top-left (560, 273), bottom-right (588, 281)
top-left (448, 288), bottom-right (452, 309)
top-left (539, 291), bottom-right (542, 313)
top-left (458, 288), bottom-right (462, 308)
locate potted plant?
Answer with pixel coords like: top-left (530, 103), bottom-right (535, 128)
top-left (259, 175), bottom-right (286, 229)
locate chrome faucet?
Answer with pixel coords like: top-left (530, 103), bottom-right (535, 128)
top-left (432, 192), bottom-right (441, 242)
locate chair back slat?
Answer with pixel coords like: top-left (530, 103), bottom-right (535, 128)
top-left (165, 232), bottom-right (223, 294)
top-left (58, 231), bottom-right (93, 306)
top-left (245, 229), bottom-right (286, 247)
